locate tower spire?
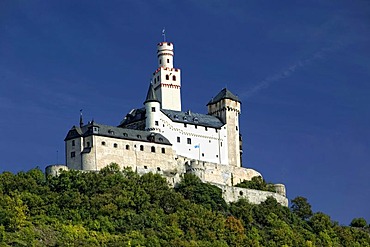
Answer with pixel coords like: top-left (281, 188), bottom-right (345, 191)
top-left (79, 109), bottom-right (83, 127)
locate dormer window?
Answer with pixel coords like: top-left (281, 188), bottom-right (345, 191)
top-left (123, 133), bottom-right (128, 137)
top-left (108, 130), bottom-right (114, 135)
top-left (137, 135), bottom-right (142, 139)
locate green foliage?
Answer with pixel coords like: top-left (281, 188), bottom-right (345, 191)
top-left (176, 174), bottom-right (228, 212)
top-left (291, 196), bottom-right (313, 220)
top-left (350, 218), bottom-right (368, 228)
top-left (235, 176), bottom-right (276, 192)
top-left (0, 165), bottom-right (369, 246)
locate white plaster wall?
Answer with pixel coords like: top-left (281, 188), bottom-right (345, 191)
top-left (153, 67), bottom-right (182, 111)
top-left (148, 111), bottom-right (229, 165)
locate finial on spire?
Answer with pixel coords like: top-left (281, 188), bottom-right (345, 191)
top-left (79, 109), bottom-right (83, 127)
top-left (162, 27), bottom-right (166, 42)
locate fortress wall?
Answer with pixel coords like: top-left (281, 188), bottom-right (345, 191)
top-left (213, 183), bottom-right (289, 207)
top-left (181, 156), bottom-right (262, 186)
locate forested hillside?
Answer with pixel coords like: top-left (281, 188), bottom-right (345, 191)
top-left (0, 164), bottom-right (369, 246)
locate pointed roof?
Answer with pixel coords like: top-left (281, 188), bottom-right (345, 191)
top-left (207, 88), bottom-right (240, 105)
top-left (144, 83), bottom-right (160, 104)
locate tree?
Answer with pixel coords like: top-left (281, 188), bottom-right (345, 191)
top-left (291, 196), bottom-right (313, 220)
top-left (350, 218), bottom-right (367, 228)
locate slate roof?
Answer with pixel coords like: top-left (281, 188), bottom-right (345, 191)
top-left (65, 122), bottom-right (171, 145)
top-left (161, 109), bottom-right (224, 128)
top-left (144, 83), bottom-right (160, 104)
top-left (207, 88), bottom-right (240, 105)
top-left (119, 108), bottom-right (146, 126)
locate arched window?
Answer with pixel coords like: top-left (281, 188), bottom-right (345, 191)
top-left (166, 75), bottom-right (169, 80)
top-left (151, 146), bottom-right (155, 153)
top-left (172, 75), bottom-right (176, 81)
top-left (140, 145), bottom-right (144, 151)
top-left (126, 145), bottom-right (130, 150)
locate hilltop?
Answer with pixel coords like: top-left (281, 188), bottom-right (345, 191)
top-left (0, 165), bottom-right (369, 246)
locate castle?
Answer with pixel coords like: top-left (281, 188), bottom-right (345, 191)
top-left (47, 40), bottom-right (288, 206)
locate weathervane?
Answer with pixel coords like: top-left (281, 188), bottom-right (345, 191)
top-left (162, 27), bottom-right (166, 42)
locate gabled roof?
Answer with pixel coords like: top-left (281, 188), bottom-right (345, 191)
top-left (144, 83), bottom-right (160, 104)
top-left (65, 122), bottom-right (171, 145)
top-left (161, 109), bottom-right (224, 128)
top-left (119, 107), bottom-right (146, 127)
top-left (207, 88), bottom-right (240, 105)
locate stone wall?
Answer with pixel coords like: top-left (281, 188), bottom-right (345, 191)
top-left (213, 183), bottom-right (289, 207)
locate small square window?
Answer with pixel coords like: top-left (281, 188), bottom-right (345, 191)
top-left (102, 141), bottom-right (106, 146)
top-left (151, 107), bottom-right (156, 112)
top-left (114, 143), bottom-right (118, 148)
top-left (144, 166), bottom-right (148, 169)
top-left (155, 121), bottom-right (159, 126)
top-left (126, 145), bottom-right (130, 150)
top-left (157, 167), bottom-right (161, 171)
top-left (187, 138), bottom-right (191, 144)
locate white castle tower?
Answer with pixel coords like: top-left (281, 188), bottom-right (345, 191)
top-left (152, 42), bottom-right (182, 111)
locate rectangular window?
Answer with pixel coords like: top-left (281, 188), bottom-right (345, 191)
top-left (184, 123), bottom-right (187, 127)
top-left (71, 152), bottom-right (75, 158)
top-left (155, 121), bottom-right (159, 126)
top-left (187, 138), bottom-right (191, 144)
top-left (161, 148), bottom-right (165, 154)
top-left (72, 140), bottom-right (75, 146)
top-left (205, 127), bottom-right (208, 131)
top-left (151, 107), bottom-right (156, 112)
top-left (177, 137), bottom-right (180, 143)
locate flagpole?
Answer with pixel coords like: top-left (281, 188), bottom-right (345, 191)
top-left (198, 144), bottom-right (200, 162)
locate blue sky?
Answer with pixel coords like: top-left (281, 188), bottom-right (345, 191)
top-left (1, 0), bottom-right (369, 225)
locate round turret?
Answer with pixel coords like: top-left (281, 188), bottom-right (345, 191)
top-left (157, 42), bottom-right (174, 68)
top-left (45, 164), bottom-right (69, 176)
top-left (185, 160), bottom-right (205, 180)
top-left (274, 184), bottom-right (286, 197)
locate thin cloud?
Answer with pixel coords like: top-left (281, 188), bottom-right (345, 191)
top-left (240, 43), bottom-right (343, 100)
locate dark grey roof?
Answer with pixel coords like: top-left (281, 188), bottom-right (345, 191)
top-left (65, 122), bottom-right (171, 145)
top-left (119, 108), bottom-right (146, 127)
top-left (207, 88), bottom-right (240, 105)
top-left (161, 109), bottom-right (224, 128)
top-left (144, 83), bottom-right (160, 104)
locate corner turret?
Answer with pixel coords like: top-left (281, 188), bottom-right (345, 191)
top-left (208, 88), bottom-right (242, 167)
top-left (144, 83), bottom-right (161, 132)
